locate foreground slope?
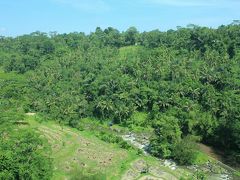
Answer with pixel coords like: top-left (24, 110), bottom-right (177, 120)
top-left (26, 116), bottom-right (186, 180)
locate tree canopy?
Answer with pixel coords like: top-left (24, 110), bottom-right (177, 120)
top-left (1, 23), bottom-right (240, 166)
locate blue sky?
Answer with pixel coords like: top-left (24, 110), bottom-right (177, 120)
top-left (0, 0), bottom-right (239, 36)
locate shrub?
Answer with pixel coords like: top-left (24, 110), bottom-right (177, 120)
top-left (173, 136), bottom-right (198, 165)
top-left (0, 129), bottom-right (53, 180)
top-left (127, 112), bottom-right (148, 127)
top-left (192, 170), bottom-right (207, 180)
top-left (149, 116), bottom-right (181, 158)
top-left (96, 131), bottom-right (132, 150)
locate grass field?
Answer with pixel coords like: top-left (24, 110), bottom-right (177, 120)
top-left (27, 117), bottom-right (136, 179)
top-left (25, 115), bottom-right (188, 180)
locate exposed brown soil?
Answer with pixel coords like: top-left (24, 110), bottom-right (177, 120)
top-left (198, 143), bottom-right (224, 161)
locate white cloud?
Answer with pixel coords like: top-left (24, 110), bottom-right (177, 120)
top-left (52, 0), bottom-right (110, 12)
top-left (145, 0), bottom-right (240, 7)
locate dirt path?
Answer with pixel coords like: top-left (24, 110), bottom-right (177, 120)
top-left (198, 143), bottom-right (224, 162)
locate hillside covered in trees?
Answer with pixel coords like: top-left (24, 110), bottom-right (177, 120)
top-left (1, 23), bottom-right (240, 179)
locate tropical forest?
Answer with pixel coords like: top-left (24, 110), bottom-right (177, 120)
top-left (1, 23), bottom-right (240, 179)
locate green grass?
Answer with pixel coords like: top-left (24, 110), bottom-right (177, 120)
top-left (25, 115), bottom-right (191, 180)
top-left (234, 171), bottom-right (240, 177)
top-left (118, 46), bottom-right (142, 60)
top-left (194, 151), bottom-right (209, 165)
top-left (26, 115), bottom-right (139, 180)
top-left (0, 69), bottom-right (26, 81)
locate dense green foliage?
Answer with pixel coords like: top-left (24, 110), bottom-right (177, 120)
top-left (172, 136), bottom-right (200, 165)
top-left (150, 115), bottom-right (181, 158)
top-left (0, 71), bottom-right (53, 179)
top-left (1, 23), bottom-right (240, 165)
top-left (0, 127), bottom-right (53, 180)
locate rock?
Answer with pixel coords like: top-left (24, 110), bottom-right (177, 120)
top-left (163, 160), bottom-right (177, 171)
top-left (132, 160), bottom-right (149, 173)
top-left (26, 112), bottom-right (36, 116)
top-left (121, 133), bottom-right (150, 154)
top-left (122, 169), bottom-right (140, 180)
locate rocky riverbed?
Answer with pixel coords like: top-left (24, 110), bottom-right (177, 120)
top-left (122, 133), bottom-right (149, 154)
top-left (121, 132), bottom-right (235, 180)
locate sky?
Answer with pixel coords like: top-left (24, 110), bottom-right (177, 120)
top-left (0, 0), bottom-right (239, 36)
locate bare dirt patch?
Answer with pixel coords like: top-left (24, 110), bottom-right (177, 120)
top-left (198, 143), bottom-right (224, 161)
